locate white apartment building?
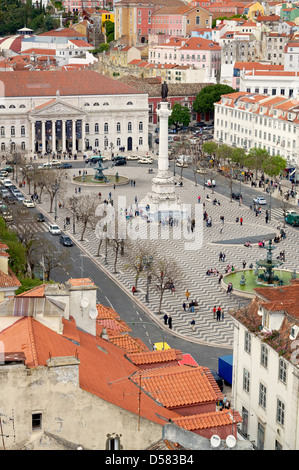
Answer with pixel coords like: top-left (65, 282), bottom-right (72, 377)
top-left (214, 91), bottom-right (299, 165)
top-left (239, 69), bottom-right (299, 99)
top-left (230, 281), bottom-right (299, 450)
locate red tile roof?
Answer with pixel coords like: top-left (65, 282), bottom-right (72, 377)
top-left (17, 284), bottom-right (46, 297)
top-left (109, 334), bottom-right (149, 353)
top-left (39, 28), bottom-right (85, 38)
top-left (0, 267), bottom-right (21, 289)
top-left (69, 39), bottom-right (93, 48)
top-left (126, 349), bottom-right (183, 365)
top-left (179, 37), bottom-right (221, 51)
top-left (130, 365), bottom-right (223, 408)
top-left (0, 70), bottom-right (145, 98)
top-left (172, 409), bottom-right (242, 431)
top-left (0, 316), bottom-right (180, 425)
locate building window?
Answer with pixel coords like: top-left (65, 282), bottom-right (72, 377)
top-left (21, 142), bottom-right (25, 150)
top-left (95, 123), bottom-right (99, 134)
top-left (275, 440), bottom-right (283, 450)
top-left (117, 122), bottom-right (121, 133)
top-left (241, 407), bottom-right (249, 437)
top-left (243, 368), bottom-right (250, 393)
top-left (260, 344), bottom-right (268, 368)
top-left (117, 138), bottom-right (121, 146)
top-left (139, 137), bottom-right (143, 145)
top-left (278, 359), bottom-right (287, 384)
top-left (244, 331), bottom-right (251, 354)
top-left (259, 383), bottom-right (267, 409)
top-left (257, 423), bottom-right (265, 450)
top-left (127, 102), bottom-right (133, 105)
top-left (128, 122), bottom-right (132, 132)
top-left (85, 123), bottom-right (89, 135)
top-left (1, 143), bottom-right (5, 151)
top-left (11, 126), bottom-right (15, 137)
top-left (107, 437), bottom-right (120, 450)
top-left (104, 123), bottom-right (109, 134)
top-left (0, 126), bottom-right (4, 137)
top-left (93, 102), bottom-right (99, 106)
top-left (139, 121), bottom-right (143, 132)
top-left (32, 413), bottom-right (42, 431)
top-left (276, 399), bottom-right (285, 426)
top-left (95, 139), bottom-right (99, 147)
top-left (21, 125), bottom-right (25, 136)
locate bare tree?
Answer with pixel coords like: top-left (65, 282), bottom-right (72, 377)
top-left (124, 240), bottom-right (152, 291)
top-left (70, 194), bottom-right (100, 241)
top-left (44, 169), bottom-right (67, 213)
top-left (34, 240), bottom-right (72, 280)
top-left (151, 257), bottom-right (181, 314)
top-left (10, 205), bottom-right (42, 277)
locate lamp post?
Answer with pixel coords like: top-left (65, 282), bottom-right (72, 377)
top-left (143, 255), bottom-right (153, 303)
top-left (52, 180), bottom-right (59, 221)
top-left (269, 185), bottom-right (275, 221)
top-left (109, 142), bottom-right (114, 160)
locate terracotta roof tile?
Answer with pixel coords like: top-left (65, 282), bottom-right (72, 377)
top-left (0, 70), bottom-right (145, 98)
top-left (0, 316), bottom-right (180, 425)
top-left (130, 365), bottom-right (223, 408)
top-left (96, 304), bottom-right (120, 320)
top-left (172, 409), bottom-right (242, 430)
top-left (67, 278), bottom-right (95, 287)
top-left (0, 268), bottom-right (21, 289)
top-left (39, 28), bottom-right (85, 38)
top-left (109, 334), bottom-right (149, 353)
top-left (126, 349), bottom-right (183, 365)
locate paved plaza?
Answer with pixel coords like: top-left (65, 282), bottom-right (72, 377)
top-left (20, 158), bottom-right (299, 348)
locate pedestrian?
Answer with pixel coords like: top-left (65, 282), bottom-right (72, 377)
top-left (132, 285), bottom-right (136, 295)
top-left (242, 260), bottom-right (246, 269)
top-left (222, 309), bottom-right (224, 322)
top-left (219, 252), bottom-right (223, 262)
top-left (163, 313), bottom-right (168, 325)
top-left (190, 318), bottom-right (195, 331)
top-left (216, 306), bottom-right (221, 321)
top-left (213, 305), bottom-right (217, 319)
top-left (197, 195), bottom-right (201, 203)
top-left (222, 253), bottom-right (226, 262)
top-left (220, 215), bottom-right (224, 225)
top-left (133, 180), bottom-right (136, 187)
top-left (218, 274), bottom-right (223, 284)
top-left (183, 302), bottom-right (186, 311)
top-left (185, 290), bottom-right (190, 301)
top-left (240, 217), bottom-right (243, 226)
top-left (113, 184), bottom-right (116, 190)
top-left (168, 315), bottom-right (172, 329)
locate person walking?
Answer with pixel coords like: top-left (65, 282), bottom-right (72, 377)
top-left (185, 290), bottom-right (190, 301)
top-left (265, 210), bottom-right (269, 224)
top-left (242, 260), bottom-right (246, 269)
top-left (213, 305), bottom-right (217, 319)
top-left (132, 285), bottom-right (136, 295)
top-left (168, 315), bottom-right (172, 329)
top-left (197, 195), bottom-right (201, 203)
top-left (240, 217), bottom-right (243, 226)
top-left (219, 252), bottom-right (223, 262)
top-left (216, 306), bottom-right (221, 321)
top-left (222, 253), bottom-right (226, 263)
top-left (163, 313), bottom-right (168, 325)
top-left (183, 302), bottom-right (186, 311)
top-left (190, 318), bottom-right (196, 331)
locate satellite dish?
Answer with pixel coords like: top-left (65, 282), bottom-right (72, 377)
top-left (226, 435), bottom-right (236, 448)
top-left (210, 435), bottom-right (221, 448)
top-left (89, 307), bottom-right (98, 319)
top-left (80, 297), bottom-right (89, 309)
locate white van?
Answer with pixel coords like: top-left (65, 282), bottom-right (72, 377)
top-left (3, 179), bottom-right (13, 187)
top-left (177, 155), bottom-right (193, 164)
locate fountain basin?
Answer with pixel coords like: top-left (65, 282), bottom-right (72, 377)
top-left (223, 269), bottom-right (299, 298)
top-left (73, 175), bottom-right (129, 186)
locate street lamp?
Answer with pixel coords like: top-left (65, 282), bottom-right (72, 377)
top-left (52, 180), bottom-right (59, 221)
top-left (143, 255), bottom-right (153, 303)
top-left (268, 185), bottom-right (275, 221)
top-left (109, 142), bottom-right (114, 160)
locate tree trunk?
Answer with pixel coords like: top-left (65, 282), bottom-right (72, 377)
top-left (113, 244), bottom-right (119, 273)
top-left (97, 239), bottom-right (103, 257)
top-left (81, 221), bottom-right (87, 241)
top-left (158, 288), bottom-right (164, 314)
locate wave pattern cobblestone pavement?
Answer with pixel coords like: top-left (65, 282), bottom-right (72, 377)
top-left (27, 163), bottom-right (299, 348)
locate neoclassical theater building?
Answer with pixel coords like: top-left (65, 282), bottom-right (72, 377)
top-left (0, 70), bottom-right (149, 156)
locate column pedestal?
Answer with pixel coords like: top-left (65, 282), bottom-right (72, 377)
top-left (41, 120), bottom-right (46, 154)
top-left (52, 120), bottom-right (56, 153)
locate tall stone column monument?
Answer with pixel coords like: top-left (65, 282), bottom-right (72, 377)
top-left (143, 82), bottom-right (181, 217)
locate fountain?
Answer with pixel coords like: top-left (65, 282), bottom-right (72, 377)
top-left (255, 239), bottom-right (283, 285)
top-left (93, 158), bottom-right (108, 183)
top-left (223, 239), bottom-right (298, 297)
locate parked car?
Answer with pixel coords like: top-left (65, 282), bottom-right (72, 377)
top-left (60, 235), bottom-right (73, 247)
top-left (2, 166), bottom-right (12, 173)
top-left (59, 162), bottom-right (72, 169)
top-left (36, 212), bottom-right (45, 222)
top-left (205, 179), bottom-right (216, 187)
top-left (23, 199), bottom-right (35, 208)
top-left (168, 129), bottom-right (177, 134)
top-left (203, 124), bottom-right (214, 130)
top-left (232, 192), bottom-right (242, 200)
top-left (86, 156), bottom-right (102, 164)
top-left (138, 157), bottom-right (153, 164)
top-left (168, 136), bottom-right (174, 142)
top-left (0, 171), bottom-right (8, 177)
top-left (3, 179), bottom-right (13, 187)
top-left (38, 162), bottom-right (52, 169)
top-left (0, 188), bottom-right (10, 198)
top-left (4, 194), bottom-right (16, 204)
top-left (15, 194), bottom-right (25, 202)
top-left (253, 196), bottom-right (267, 205)
top-left (194, 121), bottom-right (205, 128)
top-left (49, 224), bottom-right (61, 235)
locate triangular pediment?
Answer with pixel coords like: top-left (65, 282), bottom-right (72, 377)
top-left (31, 98), bottom-right (85, 117)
